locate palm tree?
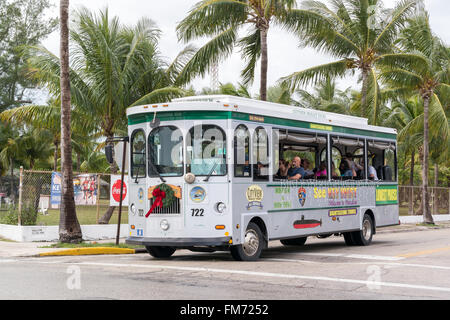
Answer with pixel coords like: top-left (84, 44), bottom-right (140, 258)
top-left (0, 125), bottom-right (22, 203)
top-left (280, 0), bottom-right (419, 124)
top-left (379, 13), bottom-right (450, 224)
top-left (176, 0), bottom-right (297, 101)
top-left (25, 8), bottom-right (192, 224)
top-left (384, 96), bottom-right (424, 214)
top-left (296, 76), bottom-right (354, 114)
top-left (58, 0), bottom-right (82, 243)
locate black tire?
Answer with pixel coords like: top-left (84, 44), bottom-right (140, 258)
top-left (351, 213), bottom-right (374, 246)
top-left (145, 246), bottom-right (176, 258)
top-left (343, 232), bottom-right (355, 246)
top-left (230, 222), bottom-right (266, 261)
top-left (280, 237), bottom-right (308, 246)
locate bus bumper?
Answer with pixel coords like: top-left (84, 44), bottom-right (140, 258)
top-left (126, 236), bottom-right (232, 247)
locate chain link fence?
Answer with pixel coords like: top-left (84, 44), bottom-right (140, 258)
top-left (0, 169), bottom-right (126, 226)
top-left (399, 186), bottom-right (450, 216)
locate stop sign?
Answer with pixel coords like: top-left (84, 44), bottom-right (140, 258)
top-left (112, 179), bottom-right (127, 202)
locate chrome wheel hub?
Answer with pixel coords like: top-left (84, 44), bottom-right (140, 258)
top-left (362, 219), bottom-right (372, 240)
top-left (243, 229), bottom-right (259, 256)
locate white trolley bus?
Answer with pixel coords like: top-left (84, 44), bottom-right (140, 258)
top-left (125, 95), bottom-right (399, 261)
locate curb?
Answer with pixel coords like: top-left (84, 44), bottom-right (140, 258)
top-left (377, 223), bottom-right (450, 234)
top-left (38, 247), bottom-right (141, 257)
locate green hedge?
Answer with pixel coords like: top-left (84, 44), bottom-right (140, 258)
top-left (0, 206), bottom-right (38, 226)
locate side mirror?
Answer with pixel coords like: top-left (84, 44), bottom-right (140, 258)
top-left (105, 144), bottom-right (114, 164)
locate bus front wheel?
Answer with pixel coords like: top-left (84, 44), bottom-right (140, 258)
top-left (145, 246), bottom-right (176, 259)
top-left (230, 222), bottom-right (265, 261)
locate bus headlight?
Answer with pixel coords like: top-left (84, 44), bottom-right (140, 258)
top-left (130, 204), bottom-right (136, 215)
top-left (215, 202), bottom-right (227, 214)
top-left (160, 219), bottom-right (170, 231)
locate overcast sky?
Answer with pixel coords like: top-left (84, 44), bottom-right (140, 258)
top-left (41, 0), bottom-right (450, 96)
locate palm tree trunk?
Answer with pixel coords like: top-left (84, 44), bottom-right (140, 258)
top-left (53, 140), bottom-right (59, 171)
top-left (408, 150), bottom-right (415, 215)
top-left (433, 162), bottom-right (439, 214)
top-left (59, 0), bottom-right (82, 243)
top-left (260, 27), bottom-right (268, 101)
top-left (10, 157), bottom-right (15, 203)
top-left (360, 68), bottom-right (368, 118)
top-left (422, 95), bottom-right (433, 224)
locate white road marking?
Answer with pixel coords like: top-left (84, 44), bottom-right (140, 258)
top-left (266, 257), bottom-right (450, 271)
top-left (265, 258), bottom-right (318, 264)
top-left (300, 252), bottom-right (344, 257)
top-left (0, 259), bottom-right (18, 263)
top-left (36, 260), bottom-right (450, 294)
top-left (345, 254), bottom-right (404, 261)
top-left (295, 252), bottom-right (404, 261)
top-left (381, 262), bottom-right (450, 271)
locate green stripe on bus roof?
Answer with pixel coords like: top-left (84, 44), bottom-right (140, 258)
top-left (128, 111), bottom-right (397, 140)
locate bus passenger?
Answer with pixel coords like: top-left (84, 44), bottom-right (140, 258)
top-left (345, 153), bottom-right (362, 177)
top-left (340, 158), bottom-right (353, 177)
top-left (315, 161), bottom-right (327, 178)
top-left (288, 156), bottom-right (305, 180)
top-left (331, 162), bottom-right (340, 179)
top-left (275, 159), bottom-right (289, 179)
top-left (362, 157), bottom-right (379, 181)
top-left (302, 159), bottom-right (314, 177)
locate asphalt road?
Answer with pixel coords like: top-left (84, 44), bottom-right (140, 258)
top-left (1, 228), bottom-right (450, 301)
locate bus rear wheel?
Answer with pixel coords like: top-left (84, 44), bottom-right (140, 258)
top-left (280, 237), bottom-right (308, 246)
top-left (145, 246), bottom-right (176, 258)
top-left (230, 222), bottom-right (265, 261)
top-left (347, 214), bottom-right (374, 246)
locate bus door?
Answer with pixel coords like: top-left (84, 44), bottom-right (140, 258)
top-left (128, 128), bottom-right (148, 238)
top-left (184, 121), bottom-right (230, 237)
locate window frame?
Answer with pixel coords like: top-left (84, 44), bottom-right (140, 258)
top-left (186, 124), bottom-right (228, 177)
top-left (253, 126), bottom-right (270, 182)
top-left (234, 124), bottom-right (252, 178)
top-left (130, 129), bottom-right (147, 180)
top-left (148, 125), bottom-right (184, 178)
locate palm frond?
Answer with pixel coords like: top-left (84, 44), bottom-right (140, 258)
top-left (282, 8), bottom-right (360, 57)
top-left (176, 0), bottom-right (247, 42)
top-left (238, 27), bottom-right (261, 85)
top-left (175, 27), bottom-right (238, 86)
top-left (165, 45), bottom-right (197, 86)
top-left (372, 0), bottom-right (417, 52)
top-left (128, 87), bottom-right (185, 108)
top-left (376, 52), bottom-right (430, 75)
top-left (280, 59), bottom-right (350, 91)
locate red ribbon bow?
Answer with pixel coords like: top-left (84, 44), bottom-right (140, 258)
top-left (146, 188), bottom-right (166, 218)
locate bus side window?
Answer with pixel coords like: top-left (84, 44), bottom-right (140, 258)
top-left (253, 127), bottom-right (269, 181)
top-left (384, 147), bottom-right (396, 182)
top-left (234, 125), bottom-right (251, 177)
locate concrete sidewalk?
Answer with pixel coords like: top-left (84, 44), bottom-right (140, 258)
top-left (1, 221), bottom-right (450, 258)
top-left (0, 238), bottom-right (138, 258)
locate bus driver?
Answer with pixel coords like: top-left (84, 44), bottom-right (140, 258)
top-left (288, 156), bottom-right (305, 181)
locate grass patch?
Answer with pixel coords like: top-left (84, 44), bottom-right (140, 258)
top-left (40, 242), bottom-right (143, 249)
top-left (415, 222), bottom-right (446, 228)
top-left (36, 201), bottom-right (128, 226)
top-left (0, 236), bottom-right (15, 243)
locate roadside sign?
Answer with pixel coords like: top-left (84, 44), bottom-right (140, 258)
top-left (110, 175), bottom-right (129, 206)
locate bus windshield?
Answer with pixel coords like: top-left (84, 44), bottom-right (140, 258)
top-left (187, 125), bottom-right (227, 176)
top-left (148, 126), bottom-right (184, 177)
